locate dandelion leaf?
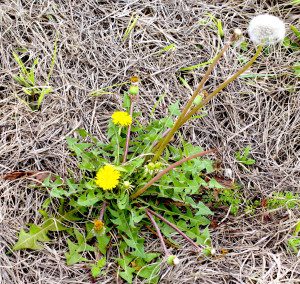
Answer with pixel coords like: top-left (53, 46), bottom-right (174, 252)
top-left (13, 218), bottom-right (66, 251)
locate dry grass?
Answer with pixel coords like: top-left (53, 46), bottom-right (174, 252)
top-left (0, 0), bottom-right (299, 283)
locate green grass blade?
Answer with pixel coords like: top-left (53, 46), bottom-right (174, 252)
top-left (150, 92), bottom-right (167, 116)
top-left (291, 0), bottom-right (300, 4)
top-left (28, 58), bottom-right (38, 85)
top-left (178, 77), bottom-right (193, 93)
top-left (37, 87), bottom-right (52, 109)
top-left (122, 15), bottom-right (139, 41)
top-left (47, 32), bottom-right (58, 82)
top-left (291, 25), bottom-right (300, 40)
top-left (159, 43), bottom-right (176, 53)
top-left (13, 52), bottom-right (28, 76)
top-left (179, 59), bottom-right (213, 71)
top-left (90, 81), bottom-right (129, 96)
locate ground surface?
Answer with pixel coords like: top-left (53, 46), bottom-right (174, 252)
top-left (0, 0), bottom-right (300, 283)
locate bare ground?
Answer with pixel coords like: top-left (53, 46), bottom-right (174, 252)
top-left (0, 0), bottom-right (299, 283)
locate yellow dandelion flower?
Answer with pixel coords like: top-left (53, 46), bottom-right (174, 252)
top-left (130, 76), bottom-right (139, 83)
top-left (93, 220), bottom-right (104, 232)
top-left (111, 111), bottom-right (132, 127)
top-left (95, 164), bottom-right (120, 190)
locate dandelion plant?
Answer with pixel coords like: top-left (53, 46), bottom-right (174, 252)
top-left (13, 15), bottom-right (286, 283)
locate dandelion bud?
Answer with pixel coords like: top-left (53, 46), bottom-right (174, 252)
top-left (129, 85), bottom-right (139, 95)
top-left (234, 28), bottom-right (242, 37)
top-left (147, 162), bottom-right (156, 171)
top-left (154, 162), bottom-right (162, 170)
top-left (248, 14), bottom-right (285, 45)
top-left (210, 248), bottom-right (216, 256)
top-left (167, 255), bottom-right (180, 266)
top-left (203, 246), bottom-right (216, 256)
top-left (123, 181), bottom-right (131, 189)
top-left (231, 28), bottom-right (242, 41)
top-left (193, 95), bottom-right (203, 106)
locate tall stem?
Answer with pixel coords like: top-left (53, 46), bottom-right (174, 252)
top-left (151, 39), bottom-right (234, 163)
top-left (145, 209), bottom-right (169, 256)
top-left (146, 208), bottom-right (202, 252)
top-left (130, 149), bottom-right (215, 199)
top-left (123, 97), bottom-right (134, 163)
top-left (179, 45), bottom-right (263, 126)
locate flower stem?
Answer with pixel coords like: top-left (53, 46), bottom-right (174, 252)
top-left (179, 45), bottom-right (263, 126)
top-left (151, 128), bottom-right (171, 151)
top-left (145, 209), bottom-right (169, 256)
top-left (146, 208), bottom-right (203, 252)
top-left (145, 225), bottom-right (179, 248)
top-left (130, 148), bottom-right (215, 199)
top-left (151, 38), bottom-right (235, 163)
top-left (115, 127), bottom-right (122, 165)
top-left (123, 97), bottom-right (134, 163)
top-left (99, 201), bottom-right (107, 221)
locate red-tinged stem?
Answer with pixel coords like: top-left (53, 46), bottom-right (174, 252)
top-left (146, 208), bottom-right (202, 253)
top-left (145, 209), bottom-right (169, 256)
top-left (99, 201), bottom-right (107, 221)
top-left (130, 148), bottom-right (215, 199)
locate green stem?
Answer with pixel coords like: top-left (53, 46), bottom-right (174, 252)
top-left (130, 148), bottom-right (215, 199)
top-left (123, 97), bottom-right (134, 163)
top-left (115, 127), bottom-right (122, 165)
top-left (151, 39), bottom-right (234, 163)
top-left (180, 45), bottom-right (263, 126)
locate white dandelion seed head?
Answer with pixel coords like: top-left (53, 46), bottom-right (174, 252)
top-left (248, 14), bottom-right (286, 45)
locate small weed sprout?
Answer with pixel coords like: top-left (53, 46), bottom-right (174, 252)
top-left (12, 16), bottom-right (286, 283)
top-left (288, 221), bottom-right (300, 255)
top-left (13, 36), bottom-right (58, 110)
top-left (235, 146), bottom-right (256, 166)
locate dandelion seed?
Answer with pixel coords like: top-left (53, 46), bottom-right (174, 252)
top-left (248, 14), bottom-right (285, 45)
top-left (111, 111), bottom-right (132, 127)
top-left (95, 164), bottom-right (120, 190)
